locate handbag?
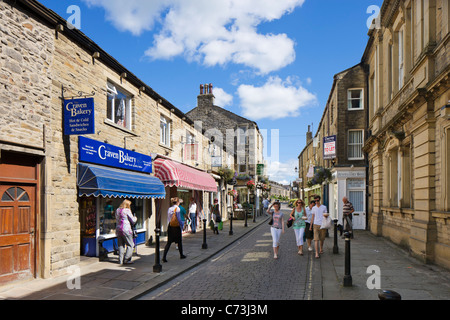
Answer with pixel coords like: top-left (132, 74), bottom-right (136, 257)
top-left (268, 218), bottom-right (273, 225)
top-left (287, 217), bottom-right (293, 228)
top-left (320, 216), bottom-right (332, 229)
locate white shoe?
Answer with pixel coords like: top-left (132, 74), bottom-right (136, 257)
top-left (308, 247), bottom-right (313, 252)
top-left (274, 254), bottom-right (278, 259)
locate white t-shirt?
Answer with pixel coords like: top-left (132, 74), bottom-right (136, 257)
top-left (312, 204), bottom-right (327, 226)
top-left (189, 202), bottom-right (197, 214)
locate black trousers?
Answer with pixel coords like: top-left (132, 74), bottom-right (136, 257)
top-left (163, 225), bottom-right (184, 258)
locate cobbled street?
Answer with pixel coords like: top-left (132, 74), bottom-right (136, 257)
top-left (139, 209), bottom-right (321, 300)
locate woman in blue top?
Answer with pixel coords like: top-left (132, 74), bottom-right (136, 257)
top-left (290, 199), bottom-right (307, 255)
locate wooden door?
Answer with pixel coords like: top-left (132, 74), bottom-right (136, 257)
top-left (0, 185), bottom-right (36, 284)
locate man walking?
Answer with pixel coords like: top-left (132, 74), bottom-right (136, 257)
top-left (310, 196), bottom-right (328, 258)
top-left (342, 197), bottom-right (354, 239)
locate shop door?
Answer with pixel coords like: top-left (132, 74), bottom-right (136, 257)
top-left (0, 185), bottom-right (36, 284)
top-left (348, 190), bottom-right (365, 230)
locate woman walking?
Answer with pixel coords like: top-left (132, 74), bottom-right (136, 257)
top-left (162, 197), bottom-right (186, 262)
top-left (115, 199), bottom-right (137, 265)
top-left (267, 200), bottom-right (284, 259)
top-left (290, 199), bottom-right (307, 255)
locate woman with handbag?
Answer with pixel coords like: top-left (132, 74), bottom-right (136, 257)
top-left (162, 197), bottom-right (186, 262)
top-left (115, 199), bottom-right (137, 265)
top-left (267, 200), bottom-right (284, 259)
top-left (290, 199), bottom-right (307, 255)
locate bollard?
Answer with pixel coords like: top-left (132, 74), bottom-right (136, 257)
top-left (333, 219), bottom-right (339, 254)
top-left (153, 228), bottom-right (162, 273)
top-left (229, 210), bottom-right (234, 235)
top-left (244, 208), bottom-right (248, 227)
top-left (378, 290), bottom-right (401, 300)
top-left (202, 219), bottom-right (208, 249)
top-left (343, 232), bottom-right (352, 287)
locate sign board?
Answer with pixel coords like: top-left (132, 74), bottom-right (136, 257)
top-left (257, 164), bottom-right (265, 176)
top-left (79, 136), bottom-right (152, 173)
top-left (323, 135), bottom-right (336, 159)
top-left (64, 98), bottom-right (95, 135)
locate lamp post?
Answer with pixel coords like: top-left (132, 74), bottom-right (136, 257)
top-left (343, 232), bottom-right (352, 287)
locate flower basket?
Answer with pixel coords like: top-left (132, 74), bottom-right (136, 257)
top-left (246, 180), bottom-right (255, 190)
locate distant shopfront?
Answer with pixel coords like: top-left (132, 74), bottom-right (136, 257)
top-left (77, 137), bottom-right (165, 257)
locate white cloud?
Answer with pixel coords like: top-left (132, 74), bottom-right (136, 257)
top-left (237, 76), bottom-right (317, 120)
top-left (83, 0), bottom-right (304, 74)
top-left (267, 158), bottom-right (298, 185)
top-left (213, 87), bottom-right (233, 107)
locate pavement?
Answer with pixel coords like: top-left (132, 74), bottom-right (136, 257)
top-left (1, 203), bottom-right (450, 300)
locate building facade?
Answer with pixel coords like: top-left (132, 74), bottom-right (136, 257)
top-left (0, 0), bottom-right (224, 286)
top-left (186, 86), bottom-right (265, 209)
top-left (362, 0), bottom-right (450, 268)
top-left (298, 64), bottom-right (368, 229)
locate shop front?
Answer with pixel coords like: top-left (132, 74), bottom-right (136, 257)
top-left (331, 168), bottom-right (366, 230)
top-left (153, 157), bottom-right (218, 233)
top-left (76, 137), bottom-right (165, 257)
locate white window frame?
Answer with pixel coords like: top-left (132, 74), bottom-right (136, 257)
top-left (348, 130), bottom-right (364, 160)
top-left (347, 88), bottom-right (364, 110)
top-left (160, 115), bottom-right (171, 147)
top-left (106, 82), bottom-right (132, 130)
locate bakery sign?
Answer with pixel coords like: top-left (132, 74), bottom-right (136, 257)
top-left (64, 97), bottom-right (95, 135)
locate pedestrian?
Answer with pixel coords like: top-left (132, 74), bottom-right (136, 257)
top-left (162, 197), bottom-right (186, 262)
top-left (267, 200), bottom-right (284, 259)
top-left (310, 195), bottom-right (328, 259)
top-left (211, 198), bottom-right (221, 234)
top-left (262, 197), bottom-right (270, 216)
top-left (290, 199), bottom-right (307, 255)
top-left (115, 199), bottom-right (137, 265)
top-left (342, 197), bottom-right (354, 239)
top-left (304, 200), bottom-right (315, 252)
top-left (189, 197), bottom-right (197, 234)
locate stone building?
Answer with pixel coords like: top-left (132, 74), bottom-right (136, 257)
top-left (362, 0), bottom-right (450, 268)
top-left (186, 86), bottom-right (265, 209)
top-left (298, 63), bottom-right (368, 229)
top-left (0, 0), bottom-right (223, 286)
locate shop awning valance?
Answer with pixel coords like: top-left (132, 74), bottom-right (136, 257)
top-left (153, 158), bottom-right (217, 192)
top-left (77, 163), bottom-right (166, 199)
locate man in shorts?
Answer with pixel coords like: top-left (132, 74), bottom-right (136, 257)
top-left (310, 195), bottom-right (328, 258)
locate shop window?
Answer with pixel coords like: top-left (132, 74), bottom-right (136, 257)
top-left (107, 82), bottom-right (132, 130)
top-left (98, 198), bottom-right (144, 236)
top-left (347, 89), bottom-right (364, 110)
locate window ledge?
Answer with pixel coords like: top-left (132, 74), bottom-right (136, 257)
top-left (104, 119), bottom-right (135, 135)
top-left (158, 142), bottom-right (173, 151)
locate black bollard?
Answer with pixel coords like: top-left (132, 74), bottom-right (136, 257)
top-left (153, 228), bottom-right (162, 273)
top-left (333, 219), bottom-right (339, 254)
top-left (378, 290), bottom-right (402, 300)
top-left (343, 232), bottom-right (352, 287)
top-left (253, 205), bottom-right (256, 223)
top-left (229, 210), bottom-right (234, 235)
top-left (244, 208), bottom-right (248, 227)
top-left (202, 219), bottom-right (208, 249)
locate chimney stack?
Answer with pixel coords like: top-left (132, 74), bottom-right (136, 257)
top-left (197, 83), bottom-right (215, 108)
top-left (306, 125), bottom-right (312, 144)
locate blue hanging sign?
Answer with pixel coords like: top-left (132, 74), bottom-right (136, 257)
top-left (64, 97), bottom-right (95, 135)
top-left (79, 136), bottom-right (152, 173)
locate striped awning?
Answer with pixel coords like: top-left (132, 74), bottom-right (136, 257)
top-left (153, 158), bottom-right (217, 192)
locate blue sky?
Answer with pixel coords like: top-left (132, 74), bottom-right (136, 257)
top-left (39, 0), bottom-right (383, 184)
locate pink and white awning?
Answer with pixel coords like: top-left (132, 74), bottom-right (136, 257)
top-left (153, 158), bottom-right (217, 192)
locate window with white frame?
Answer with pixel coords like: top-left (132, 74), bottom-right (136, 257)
top-left (347, 89), bottom-right (364, 110)
top-left (107, 82), bottom-right (132, 130)
top-left (348, 130), bottom-right (364, 160)
top-left (160, 115), bottom-right (171, 147)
